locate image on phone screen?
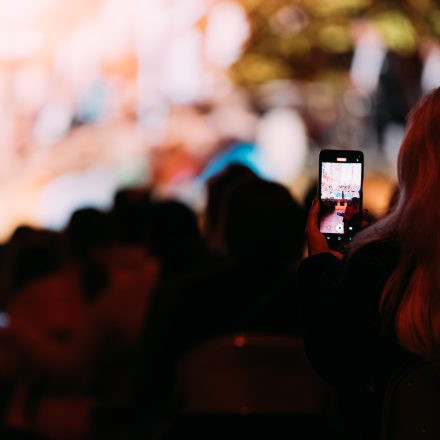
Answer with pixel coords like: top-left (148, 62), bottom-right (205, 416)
top-left (319, 161), bottom-right (362, 235)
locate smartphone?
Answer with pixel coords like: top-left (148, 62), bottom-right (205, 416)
top-left (318, 149), bottom-right (364, 249)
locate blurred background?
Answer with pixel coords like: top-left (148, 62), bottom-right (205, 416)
top-left (1, 0), bottom-right (439, 241)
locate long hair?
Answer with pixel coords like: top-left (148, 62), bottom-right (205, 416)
top-left (352, 87), bottom-right (440, 358)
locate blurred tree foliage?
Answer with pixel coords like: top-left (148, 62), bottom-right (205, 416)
top-left (230, 0), bottom-right (440, 86)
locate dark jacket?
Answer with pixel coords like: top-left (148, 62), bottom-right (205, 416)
top-left (299, 239), bottom-right (412, 438)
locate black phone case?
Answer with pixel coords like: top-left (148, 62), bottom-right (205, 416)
top-left (318, 149), bottom-right (364, 250)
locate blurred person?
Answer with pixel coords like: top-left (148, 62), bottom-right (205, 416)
top-left (136, 177), bottom-right (306, 431)
top-left (348, 17), bottom-right (431, 156)
top-left (0, 227), bottom-right (64, 438)
top-left (222, 179), bottom-right (305, 265)
top-left (5, 247), bottom-right (158, 440)
top-left (0, 227), bottom-right (64, 308)
top-left (300, 87), bottom-right (440, 439)
top-left (419, 37), bottom-right (440, 93)
top-left (2, 249), bottom-right (159, 440)
top-left (0, 203), bottom-right (158, 439)
top-left (145, 200), bottom-right (208, 279)
top-left (349, 18), bottom-right (385, 94)
top-left (6, 197), bottom-right (206, 439)
top-left (110, 188), bottom-right (152, 246)
top-left (110, 190), bottom-right (209, 282)
top-left (64, 208), bottom-right (114, 302)
top-left (203, 163), bottom-right (259, 255)
top-left (374, 49), bottom-right (422, 151)
top-left (0, 210), bottom-right (113, 439)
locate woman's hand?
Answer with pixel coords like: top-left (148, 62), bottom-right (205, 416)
top-left (305, 198), bottom-right (343, 259)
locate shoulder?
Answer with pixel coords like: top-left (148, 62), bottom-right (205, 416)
top-left (347, 238), bottom-right (399, 268)
top-left (340, 238), bottom-right (400, 297)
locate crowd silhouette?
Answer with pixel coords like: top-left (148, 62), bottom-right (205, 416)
top-left (0, 87), bottom-right (440, 440)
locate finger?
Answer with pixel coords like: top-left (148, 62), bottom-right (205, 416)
top-left (306, 197), bottom-right (320, 231)
top-left (311, 196), bottom-right (320, 213)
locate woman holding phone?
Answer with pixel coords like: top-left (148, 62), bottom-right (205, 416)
top-left (300, 87), bottom-right (440, 438)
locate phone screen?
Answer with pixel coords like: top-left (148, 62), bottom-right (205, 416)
top-left (319, 150), bottom-right (364, 245)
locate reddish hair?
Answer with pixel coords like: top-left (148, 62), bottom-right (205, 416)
top-left (352, 87), bottom-right (440, 358)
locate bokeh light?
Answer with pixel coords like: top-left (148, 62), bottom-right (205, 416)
top-left (0, 0), bottom-right (439, 240)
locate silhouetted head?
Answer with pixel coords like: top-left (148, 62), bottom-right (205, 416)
top-left (66, 207), bottom-right (113, 259)
top-left (205, 163), bottom-right (260, 253)
top-left (111, 188), bottom-right (152, 244)
top-left (146, 200), bottom-right (205, 275)
top-left (4, 226), bottom-right (63, 295)
top-left (223, 179), bottom-right (306, 262)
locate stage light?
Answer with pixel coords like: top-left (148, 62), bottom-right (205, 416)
top-left (256, 108), bottom-right (308, 186)
top-left (205, 1), bottom-right (250, 68)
